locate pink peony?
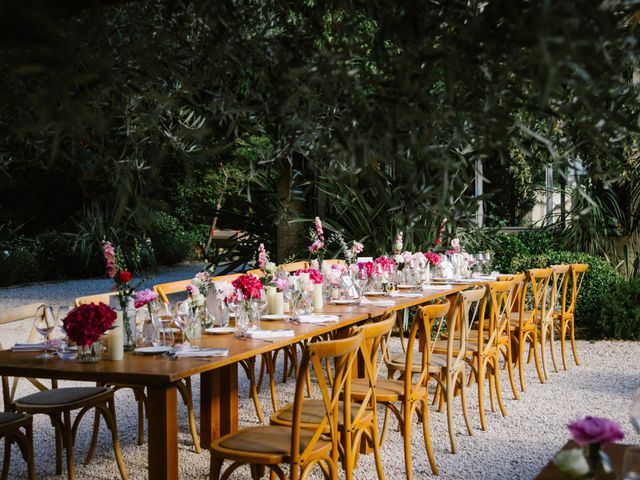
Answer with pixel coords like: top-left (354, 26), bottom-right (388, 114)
top-left (567, 417), bottom-right (624, 446)
top-left (275, 277), bottom-right (288, 292)
top-left (358, 261), bottom-right (374, 277)
top-left (294, 268), bottom-right (324, 285)
top-left (134, 289), bottom-right (158, 309)
top-left (424, 252), bottom-right (441, 266)
top-left (232, 274), bottom-right (264, 300)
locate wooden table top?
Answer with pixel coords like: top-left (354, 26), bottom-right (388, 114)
top-left (0, 284), bottom-right (469, 386)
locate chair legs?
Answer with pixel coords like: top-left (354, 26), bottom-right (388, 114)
top-left (0, 423), bottom-right (35, 480)
top-left (560, 315), bottom-right (581, 369)
top-left (176, 378), bottom-right (201, 453)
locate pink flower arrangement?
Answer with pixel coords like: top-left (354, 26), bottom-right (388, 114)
top-left (567, 417), bottom-right (624, 446)
top-left (275, 277), bottom-right (288, 292)
top-left (257, 243), bottom-right (268, 270)
top-left (351, 241), bottom-right (364, 255)
top-left (309, 240), bottom-right (324, 253)
top-left (134, 289), bottom-right (158, 309)
top-left (232, 274), bottom-right (264, 300)
top-left (445, 238), bottom-right (462, 255)
top-left (374, 256), bottom-right (396, 273)
top-left (102, 241), bottom-right (117, 279)
top-left (63, 302), bottom-right (116, 347)
top-left (358, 261), bottom-right (375, 277)
top-left (294, 268), bottom-right (324, 285)
top-left (186, 284), bottom-right (200, 296)
top-left (424, 252), bottom-right (442, 266)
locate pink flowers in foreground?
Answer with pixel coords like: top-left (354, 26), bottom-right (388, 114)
top-left (134, 289), bottom-right (158, 309)
top-left (567, 416), bottom-right (624, 445)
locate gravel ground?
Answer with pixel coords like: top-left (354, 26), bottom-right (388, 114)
top-left (0, 266), bottom-right (638, 479)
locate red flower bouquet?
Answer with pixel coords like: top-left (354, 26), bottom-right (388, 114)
top-left (294, 268), bottom-right (324, 284)
top-left (232, 274), bottom-right (264, 300)
top-left (424, 252), bottom-right (442, 266)
top-left (374, 256), bottom-right (397, 272)
top-left (63, 303), bottom-right (116, 347)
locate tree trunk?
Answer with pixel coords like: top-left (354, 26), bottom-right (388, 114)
top-left (275, 157), bottom-right (306, 263)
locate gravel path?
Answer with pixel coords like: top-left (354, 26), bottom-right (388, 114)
top-left (0, 271), bottom-right (638, 479)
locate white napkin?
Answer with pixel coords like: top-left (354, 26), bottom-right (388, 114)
top-left (296, 314), bottom-right (340, 324)
top-left (423, 284), bottom-right (454, 291)
top-left (245, 329), bottom-right (295, 339)
top-left (173, 348), bottom-right (228, 358)
top-left (12, 342), bottom-right (60, 352)
top-left (360, 298), bottom-right (396, 307)
top-left (389, 292), bottom-right (423, 298)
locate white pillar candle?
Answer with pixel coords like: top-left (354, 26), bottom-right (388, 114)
top-left (313, 283), bottom-right (324, 311)
top-left (265, 286), bottom-right (276, 315)
top-left (273, 292), bottom-right (284, 315)
top-left (108, 312), bottom-right (124, 361)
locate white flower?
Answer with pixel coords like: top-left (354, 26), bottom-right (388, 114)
top-left (393, 254), bottom-right (405, 264)
top-left (2, 250), bottom-right (9, 257)
top-left (553, 448), bottom-right (590, 479)
top-left (191, 293), bottom-right (205, 307)
top-left (265, 262), bottom-right (277, 275)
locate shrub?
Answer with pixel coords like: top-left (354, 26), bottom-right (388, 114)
top-left (147, 212), bottom-right (196, 265)
top-left (485, 229), bottom-right (564, 273)
top-left (35, 231), bottom-right (92, 280)
top-left (510, 251), bottom-right (622, 339)
top-left (591, 278), bottom-right (640, 340)
top-left (0, 242), bottom-right (40, 287)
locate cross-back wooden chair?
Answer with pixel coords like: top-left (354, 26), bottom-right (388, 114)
top-left (508, 269), bottom-right (551, 391)
top-left (153, 279), bottom-right (192, 304)
top-left (76, 293), bottom-right (200, 453)
top-left (529, 268), bottom-right (558, 381)
top-left (212, 273), bottom-right (244, 283)
top-left (272, 313), bottom-right (394, 480)
top-left (0, 411), bottom-right (35, 480)
top-left (278, 261), bottom-right (309, 273)
top-left (431, 287), bottom-right (485, 453)
top-left (0, 303), bottom-right (128, 480)
top-left (245, 269), bottom-right (265, 278)
top-left (210, 332), bottom-right (364, 480)
top-left (557, 263), bottom-right (589, 369)
top-left (322, 259), bottom-right (346, 267)
top-left (379, 302), bottom-right (450, 478)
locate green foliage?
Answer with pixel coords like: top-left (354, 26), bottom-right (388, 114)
top-left (34, 231), bottom-right (85, 280)
top-left (510, 251), bottom-right (622, 339)
top-left (147, 212), bottom-right (196, 266)
top-left (592, 278), bottom-right (640, 340)
top-left (0, 242), bottom-right (39, 287)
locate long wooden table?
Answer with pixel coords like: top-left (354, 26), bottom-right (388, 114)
top-left (0, 284), bottom-right (468, 479)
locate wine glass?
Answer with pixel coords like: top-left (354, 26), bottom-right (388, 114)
top-left (54, 305), bottom-right (72, 352)
top-left (153, 302), bottom-right (175, 347)
top-left (630, 386), bottom-right (640, 433)
top-left (34, 305), bottom-right (55, 359)
top-left (174, 301), bottom-right (193, 344)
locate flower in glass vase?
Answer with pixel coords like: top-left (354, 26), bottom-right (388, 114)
top-left (424, 252), bottom-right (442, 266)
top-left (63, 303), bottom-right (116, 357)
top-left (564, 416), bottom-right (624, 478)
top-left (232, 274), bottom-right (264, 300)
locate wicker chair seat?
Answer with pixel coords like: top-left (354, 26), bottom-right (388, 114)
top-left (16, 387), bottom-right (109, 406)
top-left (0, 412), bottom-right (28, 424)
top-left (351, 378), bottom-right (426, 402)
top-left (271, 399), bottom-right (372, 428)
top-left (216, 425), bottom-right (329, 455)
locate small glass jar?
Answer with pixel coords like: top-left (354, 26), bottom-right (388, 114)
top-left (77, 340), bottom-right (102, 364)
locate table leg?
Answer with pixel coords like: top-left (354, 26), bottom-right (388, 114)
top-left (200, 363), bottom-right (238, 449)
top-left (147, 383), bottom-right (178, 480)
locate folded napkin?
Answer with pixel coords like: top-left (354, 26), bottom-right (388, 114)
top-left (423, 284), bottom-right (454, 291)
top-left (389, 292), bottom-right (423, 298)
top-left (173, 348), bottom-right (228, 358)
top-left (12, 342), bottom-right (60, 352)
top-left (296, 314), bottom-right (340, 324)
top-left (246, 329), bottom-right (295, 339)
top-left (360, 298), bottom-right (396, 307)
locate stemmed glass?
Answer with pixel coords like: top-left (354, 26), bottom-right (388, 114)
top-left (34, 305), bottom-right (55, 359)
top-left (174, 301), bottom-right (193, 344)
top-left (352, 269), bottom-right (368, 302)
top-left (54, 305), bottom-right (72, 352)
top-left (153, 302), bottom-right (174, 347)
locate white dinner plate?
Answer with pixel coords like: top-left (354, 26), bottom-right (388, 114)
top-left (204, 327), bottom-right (236, 335)
top-left (331, 299), bottom-right (359, 305)
top-left (261, 314), bottom-right (289, 321)
top-left (134, 346), bottom-right (172, 355)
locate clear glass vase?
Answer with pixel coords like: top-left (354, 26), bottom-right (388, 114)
top-left (235, 299), bottom-right (261, 336)
top-left (77, 341), bottom-right (102, 363)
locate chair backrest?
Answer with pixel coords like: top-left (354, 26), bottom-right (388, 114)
top-left (446, 287), bottom-right (486, 370)
top-left (212, 273), bottom-right (243, 283)
top-left (290, 332), bottom-right (363, 469)
top-left (75, 292), bottom-right (118, 307)
top-left (568, 263), bottom-right (589, 316)
top-left (0, 304), bottom-right (54, 409)
top-left (498, 273), bottom-right (526, 316)
top-left (405, 301), bottom-right (450, 398)
top-left (245, 269), bottom-right (264, 278)
top-left (323, 259), bottom-right (346, 266)
top-left (279, 261), bottom-right (309, 273)
top-left (550, 264), bottom-right (571, 317)
top-left (347, 312), bottom-right (396, 423)
top-left (478, 280), bottom-right (516, 354)
top-left (153, 279), bottom-right (192, 304)
top-left (528, 268), bottom-right (553, 326)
